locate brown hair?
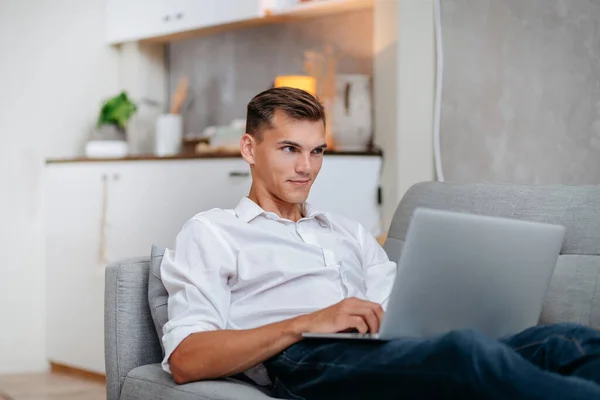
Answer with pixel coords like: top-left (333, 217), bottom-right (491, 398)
top-left (245, 87), bottom-right (326, 141)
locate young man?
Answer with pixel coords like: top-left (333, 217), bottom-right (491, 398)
top-left (160, 87), bottom-right (600, 399)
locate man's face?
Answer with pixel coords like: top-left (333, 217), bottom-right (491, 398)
top-left (242, 110), bottom-right (326, 204)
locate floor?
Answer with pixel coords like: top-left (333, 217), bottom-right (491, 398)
top-left (0, 372), bottom-right (105, 400)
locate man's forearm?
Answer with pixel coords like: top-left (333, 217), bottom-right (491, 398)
top-left (169, 316), bottom-right (307, 384)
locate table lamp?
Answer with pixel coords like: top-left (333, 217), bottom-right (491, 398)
top-left (274, 75), bottom-right (317, 96)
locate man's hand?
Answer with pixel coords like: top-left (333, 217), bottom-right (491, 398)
top-left (296, 297), bottom-right (385, 334)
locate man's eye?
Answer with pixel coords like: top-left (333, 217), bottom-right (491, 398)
top-left (312, 148), bottom-right (324, 154)
top-left (283, 146), bottom-right (295, 152)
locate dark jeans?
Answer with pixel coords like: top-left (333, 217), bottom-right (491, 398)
top-left (263, 323), bottom-right (600, 400)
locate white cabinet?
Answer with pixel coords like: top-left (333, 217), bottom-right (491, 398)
top-left (45, 158), bottom-right (253, 373)
top-left (105, 0), bottom-right (374, 44)
top-left (309, 155), bottom-right (382, 234)
top-left (170, 0), bottom-right (266, 33)
top-left (45, 155), bottom-right (381, 373)
top-left (106, 0), bottom-right (265, 44)
top-left (45, 165), bottom-right (107, 374)
top-left (104, 159), bottom-right (254, 261)
top-left (105, 0), bottom-right (162, 44)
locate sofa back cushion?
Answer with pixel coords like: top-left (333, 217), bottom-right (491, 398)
top-left (148, 245), bottom-right (169, 356)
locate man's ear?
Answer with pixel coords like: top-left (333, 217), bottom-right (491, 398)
top-left (240, 133), bottom-right (256, 165)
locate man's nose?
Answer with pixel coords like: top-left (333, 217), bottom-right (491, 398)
top-left (295, 153), bottom-right (311, 174)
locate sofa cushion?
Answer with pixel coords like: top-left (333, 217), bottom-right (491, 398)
top-left (120, 364), bottom-right (278, 400)
top-left (148, 245), bottom-right (169, 355)
top-left (540, 255), bottom-right (600, 329)
top-left (386, 182), bottom-right (600, 256)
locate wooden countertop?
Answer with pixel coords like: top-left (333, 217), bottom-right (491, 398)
top-left (46, 148), bottom-right (383, 164)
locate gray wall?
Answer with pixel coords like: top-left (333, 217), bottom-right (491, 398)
top-left (440, 0), bottom-right (600, 184)
top-left (168, 10), bottom-right (373, 136)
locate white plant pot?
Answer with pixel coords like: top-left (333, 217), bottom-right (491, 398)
top-left (85, 140), bottom-right (128, 158)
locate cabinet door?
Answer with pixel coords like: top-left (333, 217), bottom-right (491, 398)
top-left (105, 159), bottom-right (252, 261)
top-left (46, 159), bottom-right (252, 373)
top-left (149, 0), bottom-right (195, 38)
top-left (45, 164), bottom-right (110, 373)
top-left (189, 0), bottom-right (264, 27)
top-left (308, 156), bottom-right (382, 235)
top-left (105, 0), bottom-right (164, 44)
top-left (157, 0), bottom-right (264, 37)
top-left (106, 0), bottom-right (265, 43)
top-left (106, 0), bottom-right (184, 43)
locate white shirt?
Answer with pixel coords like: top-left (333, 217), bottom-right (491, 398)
top-left (160, 197), bottom-right (397, 384)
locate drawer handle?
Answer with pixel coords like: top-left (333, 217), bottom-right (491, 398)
top-left (163, 15), bottom-right (170, 22)
top-left (229, 171), bottom-right (250, 177)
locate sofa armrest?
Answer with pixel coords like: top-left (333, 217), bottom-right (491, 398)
top-left (105, 258), bottom-right (163, 400)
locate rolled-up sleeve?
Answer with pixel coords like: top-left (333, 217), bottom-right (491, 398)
top-left (358, 224), bottom-right (397, 310)
top-left (160, 217), bottom-right (235, 374)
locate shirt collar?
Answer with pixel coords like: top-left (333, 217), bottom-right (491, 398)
top-left (234, 197), bottom-right (333, 229)
top-left (301, 202), bottom-right (333, 230)
top-left (234, 197), bottom-right (266, 223)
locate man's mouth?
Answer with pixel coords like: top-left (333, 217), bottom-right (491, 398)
top-left (288, 179), bottom-right (310, 185)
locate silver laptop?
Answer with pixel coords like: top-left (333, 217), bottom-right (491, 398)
top-left (302, 207), bottom-right (566, 341)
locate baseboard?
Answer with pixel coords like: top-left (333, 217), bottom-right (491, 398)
top-left (49, 362), bottom-right (106, 383)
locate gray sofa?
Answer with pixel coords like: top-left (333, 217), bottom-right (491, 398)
top-left (105, 182), bottom-right (600, 400)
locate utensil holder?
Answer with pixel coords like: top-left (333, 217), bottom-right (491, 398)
top-left (155, 114), bottom-right (183, 156)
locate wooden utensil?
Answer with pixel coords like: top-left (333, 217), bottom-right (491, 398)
top-left (170, 76), bottom-right (189, 114)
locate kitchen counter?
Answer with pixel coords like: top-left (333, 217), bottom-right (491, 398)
top-left (46, 148), bottom-right (383, 164)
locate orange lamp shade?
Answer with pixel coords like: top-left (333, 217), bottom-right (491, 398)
top-left (274, 75), bottom-right (317, 96)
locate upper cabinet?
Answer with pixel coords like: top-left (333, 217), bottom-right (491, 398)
top-left (105, 0), bottom-right (373, 45)
top-left (106, 0), bottom-right (265, 44)
top-left (105, 0), bottom-right (160, 44)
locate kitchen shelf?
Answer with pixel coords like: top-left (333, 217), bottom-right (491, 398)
top-left (266, 0), bottom-right (373, 19)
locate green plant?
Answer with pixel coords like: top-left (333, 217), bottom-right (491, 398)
top-left (97, 91), bottom-right (137, 131)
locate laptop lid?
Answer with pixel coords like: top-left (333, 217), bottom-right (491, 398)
top-left (379, 208), bottom-right (566, 340)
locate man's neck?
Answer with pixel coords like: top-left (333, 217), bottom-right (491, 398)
top-left (247, 186), bottom-right (303, 222)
